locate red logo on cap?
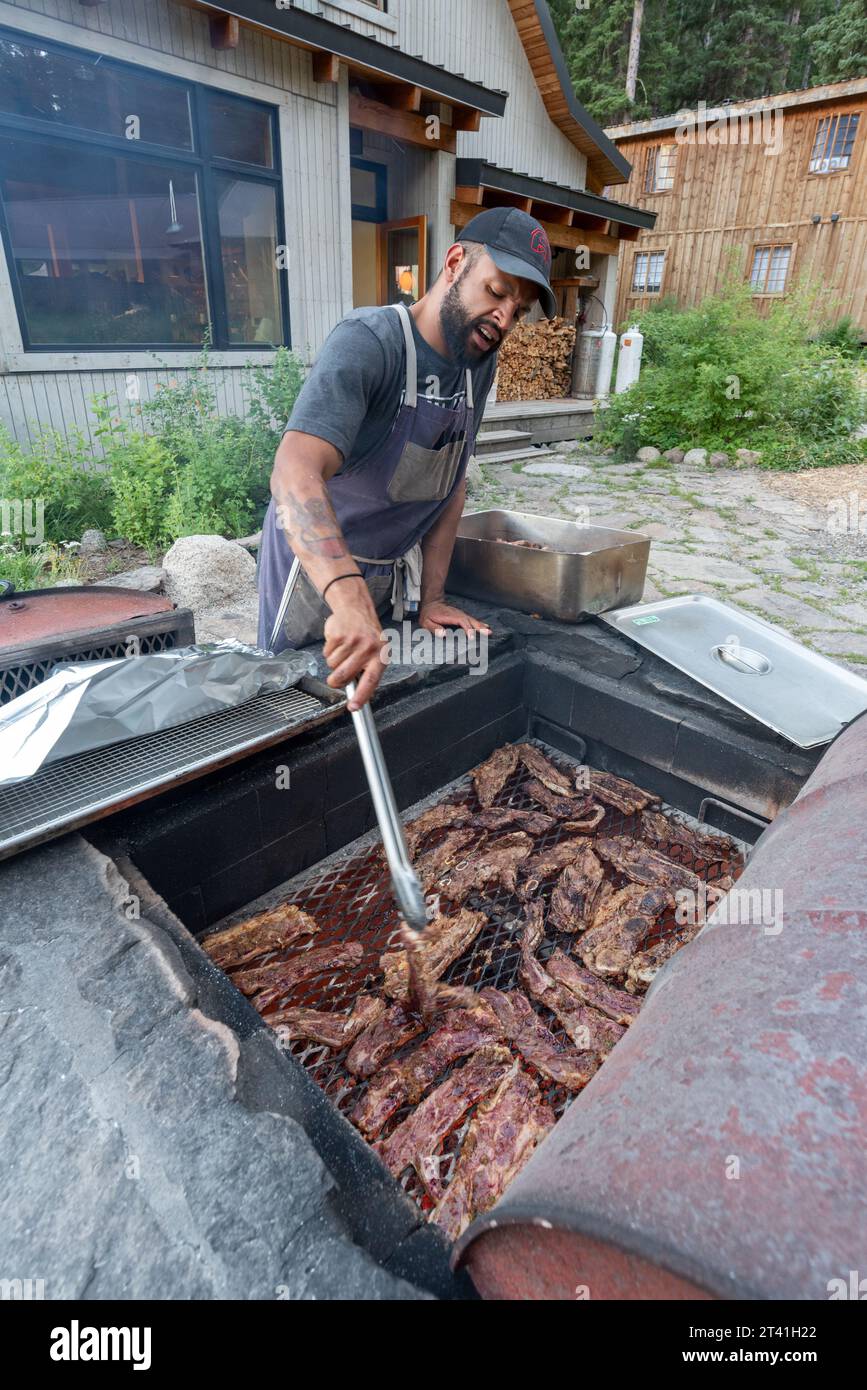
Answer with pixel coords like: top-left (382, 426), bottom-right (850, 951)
top-left (530, 228), bottom-right (551, 263)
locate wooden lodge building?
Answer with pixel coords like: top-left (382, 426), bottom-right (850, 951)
top-left (604, 79), bottom-right (867, 335)
top-left (0, 0), bottom-right (656, 449)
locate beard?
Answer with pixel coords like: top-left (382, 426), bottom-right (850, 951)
top-left (439, 273), bottom-right (502, 366)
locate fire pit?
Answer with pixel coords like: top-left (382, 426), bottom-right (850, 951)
top-left (85, 617), bottom-right (839, 1299)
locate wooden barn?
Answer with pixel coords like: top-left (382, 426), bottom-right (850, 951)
top-left (604, 79), bottom-right (867, 335)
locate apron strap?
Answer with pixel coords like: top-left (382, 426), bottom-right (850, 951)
top-left (394, 303), bottom-right (418, 409)
top-left (465, 368), bottom-right (474, 410)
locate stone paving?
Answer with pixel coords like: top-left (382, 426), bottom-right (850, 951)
top-left (467, 444), bottom-right (867, 674)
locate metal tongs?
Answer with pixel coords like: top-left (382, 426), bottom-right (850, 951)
top-left (270, 559), bottom-right (429, 941)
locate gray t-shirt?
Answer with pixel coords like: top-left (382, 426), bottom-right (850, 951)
top-left (285, 305), bottom-right (498, 472)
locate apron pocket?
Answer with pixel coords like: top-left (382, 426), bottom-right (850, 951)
top-left (386, 437), bottom-right (465, 504)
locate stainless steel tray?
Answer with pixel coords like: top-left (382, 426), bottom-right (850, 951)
top-left (602, 595), bottom-right (867, 748)
top-left (448, 510), bottom-right (650, 622)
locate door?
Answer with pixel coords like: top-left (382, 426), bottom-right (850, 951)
top-left (377, 216), bottom-right (428, 307)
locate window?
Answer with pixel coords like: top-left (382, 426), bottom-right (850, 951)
top-left (351, 157), bottom-right (387, 223)
top-left (809, 112), bottom-right (860, 174)
top-left (0, 27), bottom-right (288, 350)
top-left (643, 144), bottom-right (677, 193)
top-left (750, 244), bottom-right (792, 294)
top-left (631, 250), bottom-right (665, 294)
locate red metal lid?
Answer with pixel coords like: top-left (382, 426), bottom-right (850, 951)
top-left (0, 586), bottom-right (174, 652)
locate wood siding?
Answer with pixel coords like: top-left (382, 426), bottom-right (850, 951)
top-left (606, 92), bottom-right (867, 331)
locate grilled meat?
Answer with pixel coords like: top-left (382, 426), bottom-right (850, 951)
top-left (472, 745), bottom-right (520, 808)
top-left (580, 769), bottom-right (660, 815)
top-left (415, 828), bottom-right (479, 893)
top-left (640, 809), bottom-right (737, 864)
top-left (480, 988), bottom-right (598, 1091)
top-left (518, 835), bottom-right (592, 888)
top-left (375, 1044), bottom-right (514, 1197)
top-left (346, 1003), bottom-right (424, 1079)
top-left (202, 904), bottom-right (318, 971)
top-left (561, 804), bottom-right (607, 834)
top-left (350, 1000), bottom-right (504, 1139)
top-left (545, 951), bottom-right (642, 1025)
top-left (596, 835), bottom-right (704, 896)
top-left (404, 801), bottom-right (471, 858)
top-left (462, 807), bottom-right (557, 836)
top-left (547, 847), bottom-right (606, 932)
top-left (518, 903), bottom-right (618, 1054)
top-left (625, 936), bottom-right (684, 994)
top-left (270, 993), bottom-right (386, 1050)
top-left (578, 884), bottom-right (672, 981)
top-left (523, 779), bottom-right (591, 819)
top-left (235, 940), bottom-right (363, 1003)
top-left (514, 743), bottom-right (576, 797)
top-left (380, 909), bottom-right (487, 1005)
top-left (431, 1065), bottom-right (555, 1241)
top-left (439, 831), bottom-right (533, 903)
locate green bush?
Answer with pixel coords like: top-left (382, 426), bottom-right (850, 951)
top-left (0, 541), bottom-right (82, 591)
top-left (0, 423), bottom-right (113, 542)
top-left (599, 279), bottom-right (867, 467)
top-left (1, 343), bottom-right (307, 555)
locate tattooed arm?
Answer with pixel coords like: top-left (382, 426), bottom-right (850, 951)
top-left (270, 431), bottom-right (387, 710)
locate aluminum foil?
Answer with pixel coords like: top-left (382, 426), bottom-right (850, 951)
top-left (0, 640), bottom-right (317, 786)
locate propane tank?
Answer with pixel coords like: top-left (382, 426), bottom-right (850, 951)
top-left (594, 326), bottom-right (618, 400)
top-left (614, 324), bottom-right (644, 393)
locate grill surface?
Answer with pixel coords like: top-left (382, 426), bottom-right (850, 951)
top-left (218, 743), bottom-right (746, 1219)
top-left (0, 683), bottom-right (340, 860)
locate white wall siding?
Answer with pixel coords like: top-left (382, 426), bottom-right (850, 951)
top-left (401, 0), bottom-right (588, 188)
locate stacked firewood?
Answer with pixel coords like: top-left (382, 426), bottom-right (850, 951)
top-left (496, 318), bottom-right (576, 401)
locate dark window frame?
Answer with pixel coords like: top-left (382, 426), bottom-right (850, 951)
top-left (350, 156), bottom-right (388, 223)
top-left (0, 24), bottom-right (291, 353)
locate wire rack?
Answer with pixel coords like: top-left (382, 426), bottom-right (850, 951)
top-left (219, 743), bottom-right (746, 1216)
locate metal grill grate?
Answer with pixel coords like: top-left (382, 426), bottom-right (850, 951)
top-left (1, 632), bottom-right (182, 706)
top-left (0, 684), bottom-right (336, 860)
top-left (223, 744), bottom-right (746, 1217)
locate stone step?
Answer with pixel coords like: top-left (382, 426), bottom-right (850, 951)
top-left (478, 447), bottom-right (553, 467)
top-left (474, 428), bottom-right (533, 454)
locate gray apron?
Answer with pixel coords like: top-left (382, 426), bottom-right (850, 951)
top-left (257, 303), bottom-right (476, 651)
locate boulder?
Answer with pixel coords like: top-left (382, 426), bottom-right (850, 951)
top-left (79, 529), bottom-right (107, 555)
top-left (95, 566), bottom-right (165, 593)
top-left (683, 448), bottom-right (708, 467)
top-left (636, 447), bottom-right (661, 463)
top-left (663, 448), bottom-right (685, 464)
top-left (163, 535), bottom-right (257, 614)
top-left (708, 451), bottom-right (731, 469)
top-left (735, 448), bottom-right (762, 468)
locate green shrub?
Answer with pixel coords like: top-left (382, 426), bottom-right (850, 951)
top-left (0, 424), bottom-right (113, 542)
top-left (0, 541), bottom-right (82, 591)
top-left (599, 280), bottom-right (867, 466)
top-left (107, 431), bottom-right (178, 554)
top-left (810, 315), bottom-right (865, 359)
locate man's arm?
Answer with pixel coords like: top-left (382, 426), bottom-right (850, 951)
top-left (418, 480), bottom-right (492, 637)
top-left (271, 431), bottom-right (387, 710)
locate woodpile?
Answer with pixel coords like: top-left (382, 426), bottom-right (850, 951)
top-left (496, 317), bottom-right (576, 402)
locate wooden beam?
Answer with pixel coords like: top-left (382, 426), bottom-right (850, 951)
top-left (482, 191), bottom-right (533, 213)
top-left (452, 108), bottom-right (482, 132)
top-left (349, 92), bottom-right (456, 153)
top-left (451, 200), bottom-right (621, 255)
top-left (531, 201), bottom-right (574, 226)
top-left (388, 84), bottom-right (423, 112)
top-left (455, 184), bottom-right (484, 205)
top-left (313, 51), bottom-right (340, 83)
top-left (208, 14), bottom-right (239, 50)
top-left (616, 223), bottom-right (642, 241)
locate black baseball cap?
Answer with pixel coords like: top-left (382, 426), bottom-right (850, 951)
top-left (458, 207), bottom-right (557, 319)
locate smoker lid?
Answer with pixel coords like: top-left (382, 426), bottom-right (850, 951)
top-left (602, 594), bottom-right (867, 748)
top-left (0, 585), bottom-right (173, 652)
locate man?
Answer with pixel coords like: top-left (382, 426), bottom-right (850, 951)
top-left (257, 207), bottom-right (556, 710)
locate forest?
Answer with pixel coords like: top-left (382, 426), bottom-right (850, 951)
top-left (549, 0), bottom-right (867, 126)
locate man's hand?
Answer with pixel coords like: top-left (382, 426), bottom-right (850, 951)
top-left (419, 600), bottom-right (493, 639)
top-left (323, 600), bottom-right (390, 712)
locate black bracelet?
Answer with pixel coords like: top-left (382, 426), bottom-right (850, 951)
top-left (322, 573), bottom-right (366, 603)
